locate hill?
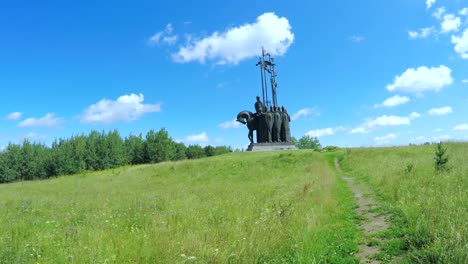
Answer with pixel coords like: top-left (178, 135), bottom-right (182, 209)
top-left (0, 151), bottom-right (358, 263)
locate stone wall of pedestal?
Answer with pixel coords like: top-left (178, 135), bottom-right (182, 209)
top-left (247, 142), bottom-right (298, 152)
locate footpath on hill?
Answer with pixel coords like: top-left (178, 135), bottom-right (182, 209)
top-left (334, 158), bottom-right (393, 264)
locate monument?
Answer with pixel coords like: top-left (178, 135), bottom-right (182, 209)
top-left (236, 48), bottom-right (297, 151)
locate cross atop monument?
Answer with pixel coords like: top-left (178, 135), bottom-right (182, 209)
top-left (255, 47), bottom-right (279, 110)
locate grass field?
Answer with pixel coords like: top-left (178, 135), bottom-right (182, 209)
top-left (2, 143), bottom-right (466, 263)
top-left (341, 142), bottom-right (468, 263)
top-left (0, 151), bottom-right (358, 263)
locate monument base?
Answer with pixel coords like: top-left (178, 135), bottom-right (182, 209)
top-left (247, 142), bottom-right (298, 152)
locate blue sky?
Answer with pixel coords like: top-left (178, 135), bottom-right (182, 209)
top-left (1, 0), bottom-right (468, 150)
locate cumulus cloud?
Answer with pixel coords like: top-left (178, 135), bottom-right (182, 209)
top-left (408, 27), bottom-right (435, 39)
top-left (433, 7), bottom-right (446, 20)
top-left (451, 29), bottom-right (468, 59)
top-left (80, 93), bottom-right (161, 124)
top-left (428, 106), bottom-right (453, 116)
top-left (374, 133), bottom-right (397, 144)
top-left (441, 14), bottom-right (461, 33)
top-left (426, 0), bottom-right (436, 10)
top-left (386, 65), bottom-right (453, 94)
top-left (291, 108), bottom-right (319, 121)
top-left (305, 127), bottom-right (345, 138)
top-left (219, 119), bottom-right (241, 129)
top-left (374, 95), bottom-right (410, 108)
top-left (5, 112), bottom-right (23, 120)
top-left (18, 113), bottom-right (62, 128)
top-left (459, 8), bottom-right (468, 16)
top-left (454, 124), bottom-right (468, 131)
top-left (148, 23), bottom-right (178, 46)
top-left (184, 132), bottom-right (209, 144)
top-left (350, 113), bottom-right (418, 134)
top-left (409, 112), bottom-right (421, 120)
top-left (172, 12), bottom-right (294, 64)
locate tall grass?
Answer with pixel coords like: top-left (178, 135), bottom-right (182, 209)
top-left (342, 142), bottom-right (468, 263)
top-left (0, 151), bottom-right (358, 263)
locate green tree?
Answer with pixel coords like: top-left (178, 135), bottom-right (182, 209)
top-left (296, 135), bottom-right (321, 150)
top-left (172, 142), bottom-right (187, 161)
top-left (434, 142), bottom-right (449, 172)
top-left (125, 133), bottom-right (145, 164)
top-left (144, 128), bottom-right (176, 163)
top-left (204, 145), bottom-right (216, 157)
top-left (185, 145), bottom-right (206, 159)
top-left (0, 144), bottom-right (22, 183)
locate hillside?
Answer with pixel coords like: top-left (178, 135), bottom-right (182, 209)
top-left (0, 151), bottom-right (358, 263)
top-left (342, 142), bottom-right (468, 263)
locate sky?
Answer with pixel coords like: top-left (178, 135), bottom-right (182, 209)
top-left (1, 0), bottom-right (468, 150)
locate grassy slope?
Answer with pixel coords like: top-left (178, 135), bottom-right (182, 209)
top-left (0, 150), bottom-right (358, 263)
top-left (342, 142), bottom-right (468, 263)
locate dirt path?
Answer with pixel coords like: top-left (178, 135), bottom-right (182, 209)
top-left (334, 158), bottom-right (391, 264)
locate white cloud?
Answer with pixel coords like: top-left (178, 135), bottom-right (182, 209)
top-left (305, 127), bottom-right (344, 138)
top-left (433, 7), bottom-right (446, 20)
top-left (18, 113), bottom-right (62, 128)
top-left (349, 127), bottom-right (369, 134)
top-left (459, 8), bottom-right (468, 16)
top-left (374, 95), bottom-right (410, 108)
top-left (386, 65), bottom-right (453, 94)
top-left (454, 124), bottom-right (468, 131)
top-left (163, 35), bottom-right (178, 45)
top-left (433, 128), bottom-right (444, 132)
top-left (462, 79), bottom-right (468, 83)
top-left (184, 132), bottom-right (209, 144)
top-left (291, 108), bottom-right (319, 121)
top-left (5, 112), bottom-right (23, 120)
top-left (374, 133), bottom-right (397, 144)
top-left (350, 36), bottom-right (365, 43)
top-left (367, 115), bottom-right (411, 127)
top-left (408, 27), bottom-right (435, 39)
top-left (426, 0), bottom-right (436, 10)
top-left (148, 23), bottom-right (178, 46)
top-left (413, 136), bottom-right (427, 142)
top-left (350, 113), bottom-right (416, 134)
top-left (172, 12), bottom-right (294, 64)
top-left (219, 119), bottom-right (241, 129)
top-left (451, 29), bottom-right (468, 59)
top-left (428, 106), bottom-right (453, 116)
top-left (148, 32), bottom-right (163, 44)
top-left (409, 112), bottom-right (421, 120)
top-left (441, 14), bottom-right (461, 33)
top-left (165, 23), bottom-right (173, 34)
top-left (80, 93), bottom-right (161, 124)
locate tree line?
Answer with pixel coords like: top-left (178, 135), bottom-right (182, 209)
top-left (0, 129), bottom-right (232, 184)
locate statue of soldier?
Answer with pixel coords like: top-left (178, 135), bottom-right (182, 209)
top-left (272, 106), bottom-right (282, 142)
top-left (264, 106), bottom-right (274, 142)
top-left (280, 106), bottom-right (291, 142)
top-left (254, 96), bottom-right (266, 143)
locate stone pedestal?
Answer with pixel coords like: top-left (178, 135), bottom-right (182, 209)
top-left (247, 142), bottom-right (298, 152)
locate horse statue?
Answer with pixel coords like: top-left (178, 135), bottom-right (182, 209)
top-left (236, 111), bottom-right (258, 143)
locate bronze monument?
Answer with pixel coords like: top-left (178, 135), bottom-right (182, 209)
top-left (236, 48), bottom-right (297, 151)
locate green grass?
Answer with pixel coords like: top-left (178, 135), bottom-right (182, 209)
top-left (0, 150), bottom-right (359, 263)
top-left (341, 142), bottom-right (468, 263)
